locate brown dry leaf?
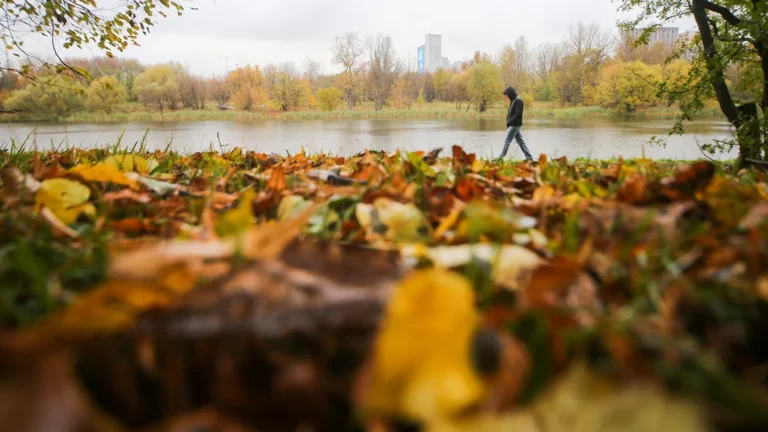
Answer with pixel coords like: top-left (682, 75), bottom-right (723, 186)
top-left (109, 240), bottom-right (234, 279)
top-left (740, 201), bottom-right (768, 230)
top-left (217, 166), bottom-right (240, 190)
top-left (102, 189), bottom-right (151, 204)
top-left (616, 174), bottom-right (647, 204)
top-left (481, 333), bottom-right (531, 411)
top-left (267, 167), bottom-right (287, 191)
top-left (2, 165), bottom-right (41, 202)
top-left (454, 177), bottom-right (484, 202)
top-left (452, 145), bottom-right (476, 168)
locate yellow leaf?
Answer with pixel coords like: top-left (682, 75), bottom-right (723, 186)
top-left (69, 163), bottom-right (137, 187)
top-left (471, 159), bottom-right (485, 173)
top-left (36, 178), bottom-right (94, 224)
top-left (533, 185), bottom-right (555, 202)
top-left (434, 207), bottom-right (461, 240)
top-left (215, 190), bottom-right (256, 237)
top-left (103, 154), bottom-right (154, 173)
top-left (364, 269), bottom-right (483, 424)
top-left (361, 198), bottom-right (432, 243)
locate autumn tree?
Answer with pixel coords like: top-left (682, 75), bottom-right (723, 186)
top-left (133, 65), bottom-right (179, 114)
top-left (332, 32), bottom-right (364, 109)
top-left (596, 61), bottom-right (662, 113)
top-left (264, 63), bottom-right (306, 111)
top-left (618, 0), bottom-right (768, 164)
top-left (557, 22), bottom-right (613, 105)
top-left (662, 59), bottom-right (693, 107)
top-left (449, 71), bottom-right (471, 110)
top-left (178, 72), bottom-right (207, 110)
top-left (390, 78), bottom-right (409, 109)
top-left (0, 1), bottom-right (185, 79)
top-left (366, 34), bottom-right (399, 110)
top-left (226, 66), bottom-right (267, 112)
top-left (317, 87), bottom-right (343, 111)
top-left (433, 68), bottom-right (449, 101)
top-left (86, 76), bottom-right (127, 113)
top-left (209, 77), bottom-right (232, 110)
top-left (66, 57), bottom-right (145, 100)
top-left (5, 75), bottom-right (84, 118)
top-left (468, 62), bottom-right (504, 112)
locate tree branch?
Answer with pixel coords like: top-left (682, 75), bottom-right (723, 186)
top-left (702, 0), bottom-right (742, 25)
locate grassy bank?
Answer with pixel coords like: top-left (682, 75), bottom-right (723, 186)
top-left (0, 100), bottom-right (723, 123)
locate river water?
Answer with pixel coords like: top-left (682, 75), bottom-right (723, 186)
top-left (0, 117), bottom-right (736, 160)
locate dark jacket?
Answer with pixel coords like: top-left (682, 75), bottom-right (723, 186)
top-left (503, 86), bottom-right (524, 127)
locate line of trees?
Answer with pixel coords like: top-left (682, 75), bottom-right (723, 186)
top-left (0, 21), bottom-right (761, 120)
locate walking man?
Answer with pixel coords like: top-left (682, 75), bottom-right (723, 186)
top-left (498, 86), bottom-right (533, 162)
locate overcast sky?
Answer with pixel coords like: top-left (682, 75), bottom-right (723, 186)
top-left (32, 0), bottom-right (697, 76)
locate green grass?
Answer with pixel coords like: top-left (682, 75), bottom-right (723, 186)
top-left (0, 100), bottom-right (725, 123)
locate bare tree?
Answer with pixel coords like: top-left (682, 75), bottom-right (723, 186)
top-left (331, 32), bottom-right (364, 109)
top-left (302, 58), bottom-right (322, 92)
top-left (565, 22), bottom-right (613, 58)
top-left (534, 42), bottom-right (564, 82)
top-left (497, 36), bottom-right (534, 92)
top-left (366, 34), bottom-right (399, 110)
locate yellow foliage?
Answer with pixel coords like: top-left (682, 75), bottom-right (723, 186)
top-left (364, 269), bottom-right (484, 424)
top-left (317, 87), bottom-right (343, 111)
top-left (69, 163), bottom-right (137, 187)
top-left (215, 190), bottom-right (256, 237)
top-left (36, 178), bottom-right (95, 224)
top-left (102, 154), bottom-right (157, 173)
top-left (596, 61), bottom-right (662, 113)
top-left (356, 198), bottom-right (433, 243)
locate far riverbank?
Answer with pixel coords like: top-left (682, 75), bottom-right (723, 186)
top-left (0, 101), bottom-right (723, 124)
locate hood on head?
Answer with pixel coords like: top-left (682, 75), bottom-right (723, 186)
top-left (503, 86), bottom-right (518, 99)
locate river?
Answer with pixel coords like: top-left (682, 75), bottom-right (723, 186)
top-left (0, 117), bottom-right (736, 160)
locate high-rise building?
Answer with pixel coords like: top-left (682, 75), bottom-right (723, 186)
top-left (628, 27), bottom-right (679, 47)
top-left (424, 34), bottom-right (442, 73)
top-left (441, 57), bottom-right (450, 70)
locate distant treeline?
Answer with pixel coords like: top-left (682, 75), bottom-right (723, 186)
top-left (0, 22), bottom-right (760, 119)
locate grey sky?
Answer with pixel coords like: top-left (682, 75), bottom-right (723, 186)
top-left (47, 0), bottom-right (697, 75)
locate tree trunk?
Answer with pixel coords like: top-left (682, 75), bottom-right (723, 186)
top-left (691, 0), bottom-right (762, 164)
top-left (759, 46), bottom-right (768, 113)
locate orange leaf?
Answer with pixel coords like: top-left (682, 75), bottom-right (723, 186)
top-left (267, 167), bottom-right (287, 191)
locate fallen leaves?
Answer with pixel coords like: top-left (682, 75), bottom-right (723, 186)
top-left (35, 178), bottom-right (94, 224)
top-left (1, 147), bottom-right (767, 431)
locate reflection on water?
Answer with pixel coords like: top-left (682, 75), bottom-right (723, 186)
top-left (0, 116), bottom-right (735, 160)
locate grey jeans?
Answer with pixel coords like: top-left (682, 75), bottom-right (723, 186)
top-left (499, 126), bottom-right (532, 160)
